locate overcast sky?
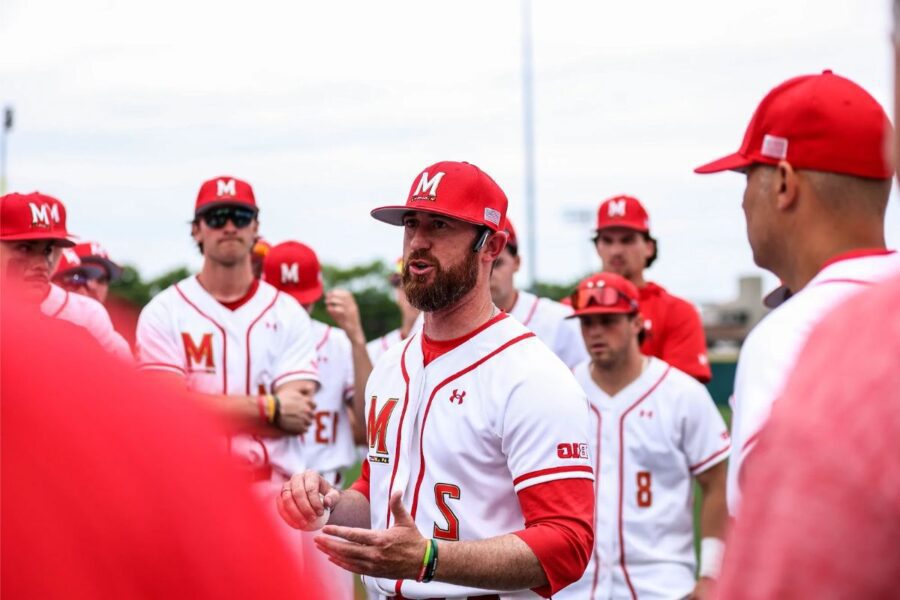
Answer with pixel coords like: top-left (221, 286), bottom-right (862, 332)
top-left (2, 0), bottom-right (897, 304)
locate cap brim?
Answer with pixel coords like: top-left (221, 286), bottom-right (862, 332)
top-left (53, 264), bottom-right (107, 281)
top-left (82, 256), bottom-right (124, 281)
top-left (0, 231), bottom-right (76, 247)
top-left (694, 152), bottom-right (755, 174)
top-left (284, 285), bottom-right (323, 306)
top-left (566, 306), bottom-right (636, 319)
top-left (195, 201), bottom-right (258, 215)
top-left (370, 205), bottom-right (497, 230)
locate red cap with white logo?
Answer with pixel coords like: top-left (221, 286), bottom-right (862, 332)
top-left (0, 192), bottom-right (76, 247)
top-left (68, 241), bottom-right (124, 280)
top-left (503, 218), bottom-right (519, 250)
top-left (567, 272), bottom-right (641, 318)
top-left (53, 247), bottom-right (105, 280)
top-left (695, 70), bottom-right (893, 178)
top-left (262, 241), bottom-right (324, 305)
top-left (371, 161), bottom-right (508, 232)
top-left (195, 176), bottom-right (257, 214)
top-left (596, 195), bottom-right (651, 234)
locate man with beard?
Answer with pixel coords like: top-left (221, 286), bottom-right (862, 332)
top-left (557, 273), bottom-right (729, 600)
top-left (135, 176), bottom-right (320, 567)
top-left (0, 192), bottom-right (131, 360)
top-left (278, 161), bottom-right (596, 599)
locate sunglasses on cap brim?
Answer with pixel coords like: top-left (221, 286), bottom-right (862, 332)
top-left (570, 285), bottom-right (638, 313)
top-left (198, 206), bottom-right (257, 229)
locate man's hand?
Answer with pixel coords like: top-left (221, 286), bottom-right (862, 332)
top-left (688, 576), bottom-right (716, 600)
top-left (277, 469), bottom-right (340, 530)
top-left (314, 490), bottom-right (426, 580)
top-left (275, 382), bottom-right (317, 434)
top-left (325, 289), bottom-right (365, 345)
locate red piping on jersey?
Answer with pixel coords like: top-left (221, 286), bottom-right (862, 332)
top-left (384, 334), bottom-right (416, 531)
top-left (617, 365), bottom-right (672, 600)
top-left (589, 403), bottom-right (602, 600)
top-left (818, 247), bottom-right (894, 271)
top-left (316, 326), bottom-right (332, 351)
top-left (512, 464), bottom-right (593, 486)
top-left (244, 291), bottom-right (280, 395)
top-left (175, 283), bottom-right (229, 393)
top-left (397, 330), bottom-right (537, 599)
top-left (522, 294), bottom-right (540, 326)
top-left (689, 443), bottom-right (731, 473)
top-left (813, 278), bottom-right (875, 288)
top-left (742, 429), bottom-right (763, 453)
top-left (139, 362), bottom-right (186, 374)
top-left (49, 289), bottom-right (70, 318)
top-left (271, 369), bottom-right (317, 391)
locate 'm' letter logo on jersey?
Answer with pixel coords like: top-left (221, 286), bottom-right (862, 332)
top-left (281, 262), bottom-right (299, 284)
top-left (411, 171), bottom-right (445, 202)
top-left (217, 178), bottom-right (237, 197)
top-left (367, 396), bottom-right (399, 462)
top-left (557, 442), bottom-right (588, 459)
top-left (181, 332), bottom-right (215, 372)
top-left (29, 202), bottom-right (60, 228)
top-left (607, 199), bottom-right (626, 217)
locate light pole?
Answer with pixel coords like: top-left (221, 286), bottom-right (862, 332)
top-left (521, 0), bottom-right (537, 291)
top-left (1, 106), bottom-right (13, 195)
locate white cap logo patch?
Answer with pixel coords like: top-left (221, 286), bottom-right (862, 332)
top-left (217, 178), bottom-right (237, 197)
top-left (281, 262), bottom-right (299, 284)
top-left (484, 208), bottom-right (501, 226)
top-left (412, 171), bottom-right (445, 201)
top-left (761, 135), bottom-right (788, 160)
top-left (607, 199), bottom-right (627, 217)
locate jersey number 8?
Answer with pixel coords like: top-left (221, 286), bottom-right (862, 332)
top-left (636, 471), bottom-right (652, 508)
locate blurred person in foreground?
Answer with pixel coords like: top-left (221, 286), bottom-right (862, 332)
top-left (0, 291), bottom-right (321, 598)
top-left (0, 192), bottom-right (131, 360)
top-left (695, 70), bottom-right (899, 516)
top-left (557, 273), bottom-right (729, 600)
top-left (490, 218), bottom-right (587, 369)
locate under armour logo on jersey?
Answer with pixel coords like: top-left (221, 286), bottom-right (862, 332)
top-left (411, 171), bottom-right (445, 202)
top-left (281, 262), bottom-right (299, 284)
top-left (639, 409), bottom-right (654, 419)
top-left (29, 202), bottom-right (60, 228)
top-left (607, 199), bottom-right (627, 217)
top-left (449, 389), bottom-right (466, 404)
top-left (264, 320), bottom-right (279, 331)
top-left (217, 178), bottom-right (237, 197)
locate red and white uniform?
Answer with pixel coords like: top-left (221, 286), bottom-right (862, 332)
top-left (134, 275), bottom-right (319, 476)
top-left (353, 313), bottom-right (595, 599)
top-left (508, 290), bottom-right (587, 369)
top-left (558, 358), bottom-right (730, 600)
top-left (728, 249), bottom-right (900, 514)
top-left (305, 320), bottom-right (357, 483)
top-left (42, 283), bottom-right (132, 361)
top-left (366, 313), bottom-right (424, 365)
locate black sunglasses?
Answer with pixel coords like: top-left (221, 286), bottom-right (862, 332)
top-left (199, 206), bottom-right (257, 229)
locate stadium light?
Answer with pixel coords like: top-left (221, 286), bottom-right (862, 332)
top-left (1, 106), bottom-right (13, 195)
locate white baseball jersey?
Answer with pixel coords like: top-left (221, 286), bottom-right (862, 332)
top-left (42, 283), bottom-right (132, 361)
top-left (728, 250), bottom-right (900, 514)
top-left (366, 313), bottom-right (424, 366)
top-left (557, 358), bottom-right (730, 600)
top-left (135, 276), bottom-right (319, 477)
top-left (360, 313), bottom-right (594, 599)
top-left (303, 320), bottom-right (357, 478)
top-left (508, 290), bottom-right (588, 369)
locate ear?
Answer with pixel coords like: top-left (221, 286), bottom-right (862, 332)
top-left (513, 253), bottom-right (522, 274)
top-left (191, 221), bottom-right (202, 243)
top-left (482, 230), bottom-right (508, 262)
top-left (774, 160), bottom-right (800, 212)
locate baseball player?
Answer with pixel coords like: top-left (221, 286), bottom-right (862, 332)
top-left (0, 192), bottom-right (131, 360)
top-left (366, 258), bottom-right (423, 364)
top-left (134, 176), bottom-right (320, 535)
top-left (592, 195), bottom-right (711, 382)
top-left (556, 273), bottom-right (729, 600)
top-left (279, 161), bottom-right (596, 599)
top-left (490, 218), bottom-right (587, 369)
top-left (52, 241), bottom-right (123, 305)
top-left (263, 239), bottom-right (375, 598)
top-left (695, 70), bottom-right (900, 515)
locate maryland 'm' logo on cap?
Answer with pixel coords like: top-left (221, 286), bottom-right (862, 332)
top-left (29, 201), bottom-right (61, 229)
top-left (410, 171), bottom-right (445, 202)
top-left (280, 262), bottom-right (299, 284)
top-left (216, 178), bottom-right (237, 197)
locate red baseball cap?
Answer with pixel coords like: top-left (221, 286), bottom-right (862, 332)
top-left (53, 247), bottom-right (106, 281)
top-left (263, 241), bottom-right (324, 305)
top-left (0, 192), bottom-right (76, 247)
top-left (71, 241), bottom-right (123, 280)
top-left (695, 70), bottom-right (893, 178)
top-left (371, 161), bottom-right (508, 232)
top-left (567, 272), bottom-right (640, 318)
top-left (504, 218), bottom-right (519, 250)
top-left (595, 195), bottom-right (651, 233)
top-left (195, 176), bottom-right (257, 214)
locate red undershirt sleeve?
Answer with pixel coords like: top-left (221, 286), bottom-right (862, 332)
top-left (513, 478), bottom-right (595, 598)
top-left (349, 460), bottom-right (370, 501)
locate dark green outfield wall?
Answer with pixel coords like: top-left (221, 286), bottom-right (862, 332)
top-left (706, 361), bottom-right (736, 406)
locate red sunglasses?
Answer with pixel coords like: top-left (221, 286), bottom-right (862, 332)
top-left (571, 285), bottom-right (638, 312)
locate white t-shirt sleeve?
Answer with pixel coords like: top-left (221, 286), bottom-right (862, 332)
top-left (270, 298), bottom-right (319, 390)
top-left (678, 381), bottom-right (731, 475)
top-left (499, 352), bottom-right (594, 493)
top-left (135, 297), bottom-right (186, 376)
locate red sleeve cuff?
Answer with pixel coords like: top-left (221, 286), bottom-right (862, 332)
top-left (349, 460), bottom-right (370, 501)
top-left (513, 478), bottom-right (595, 597)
